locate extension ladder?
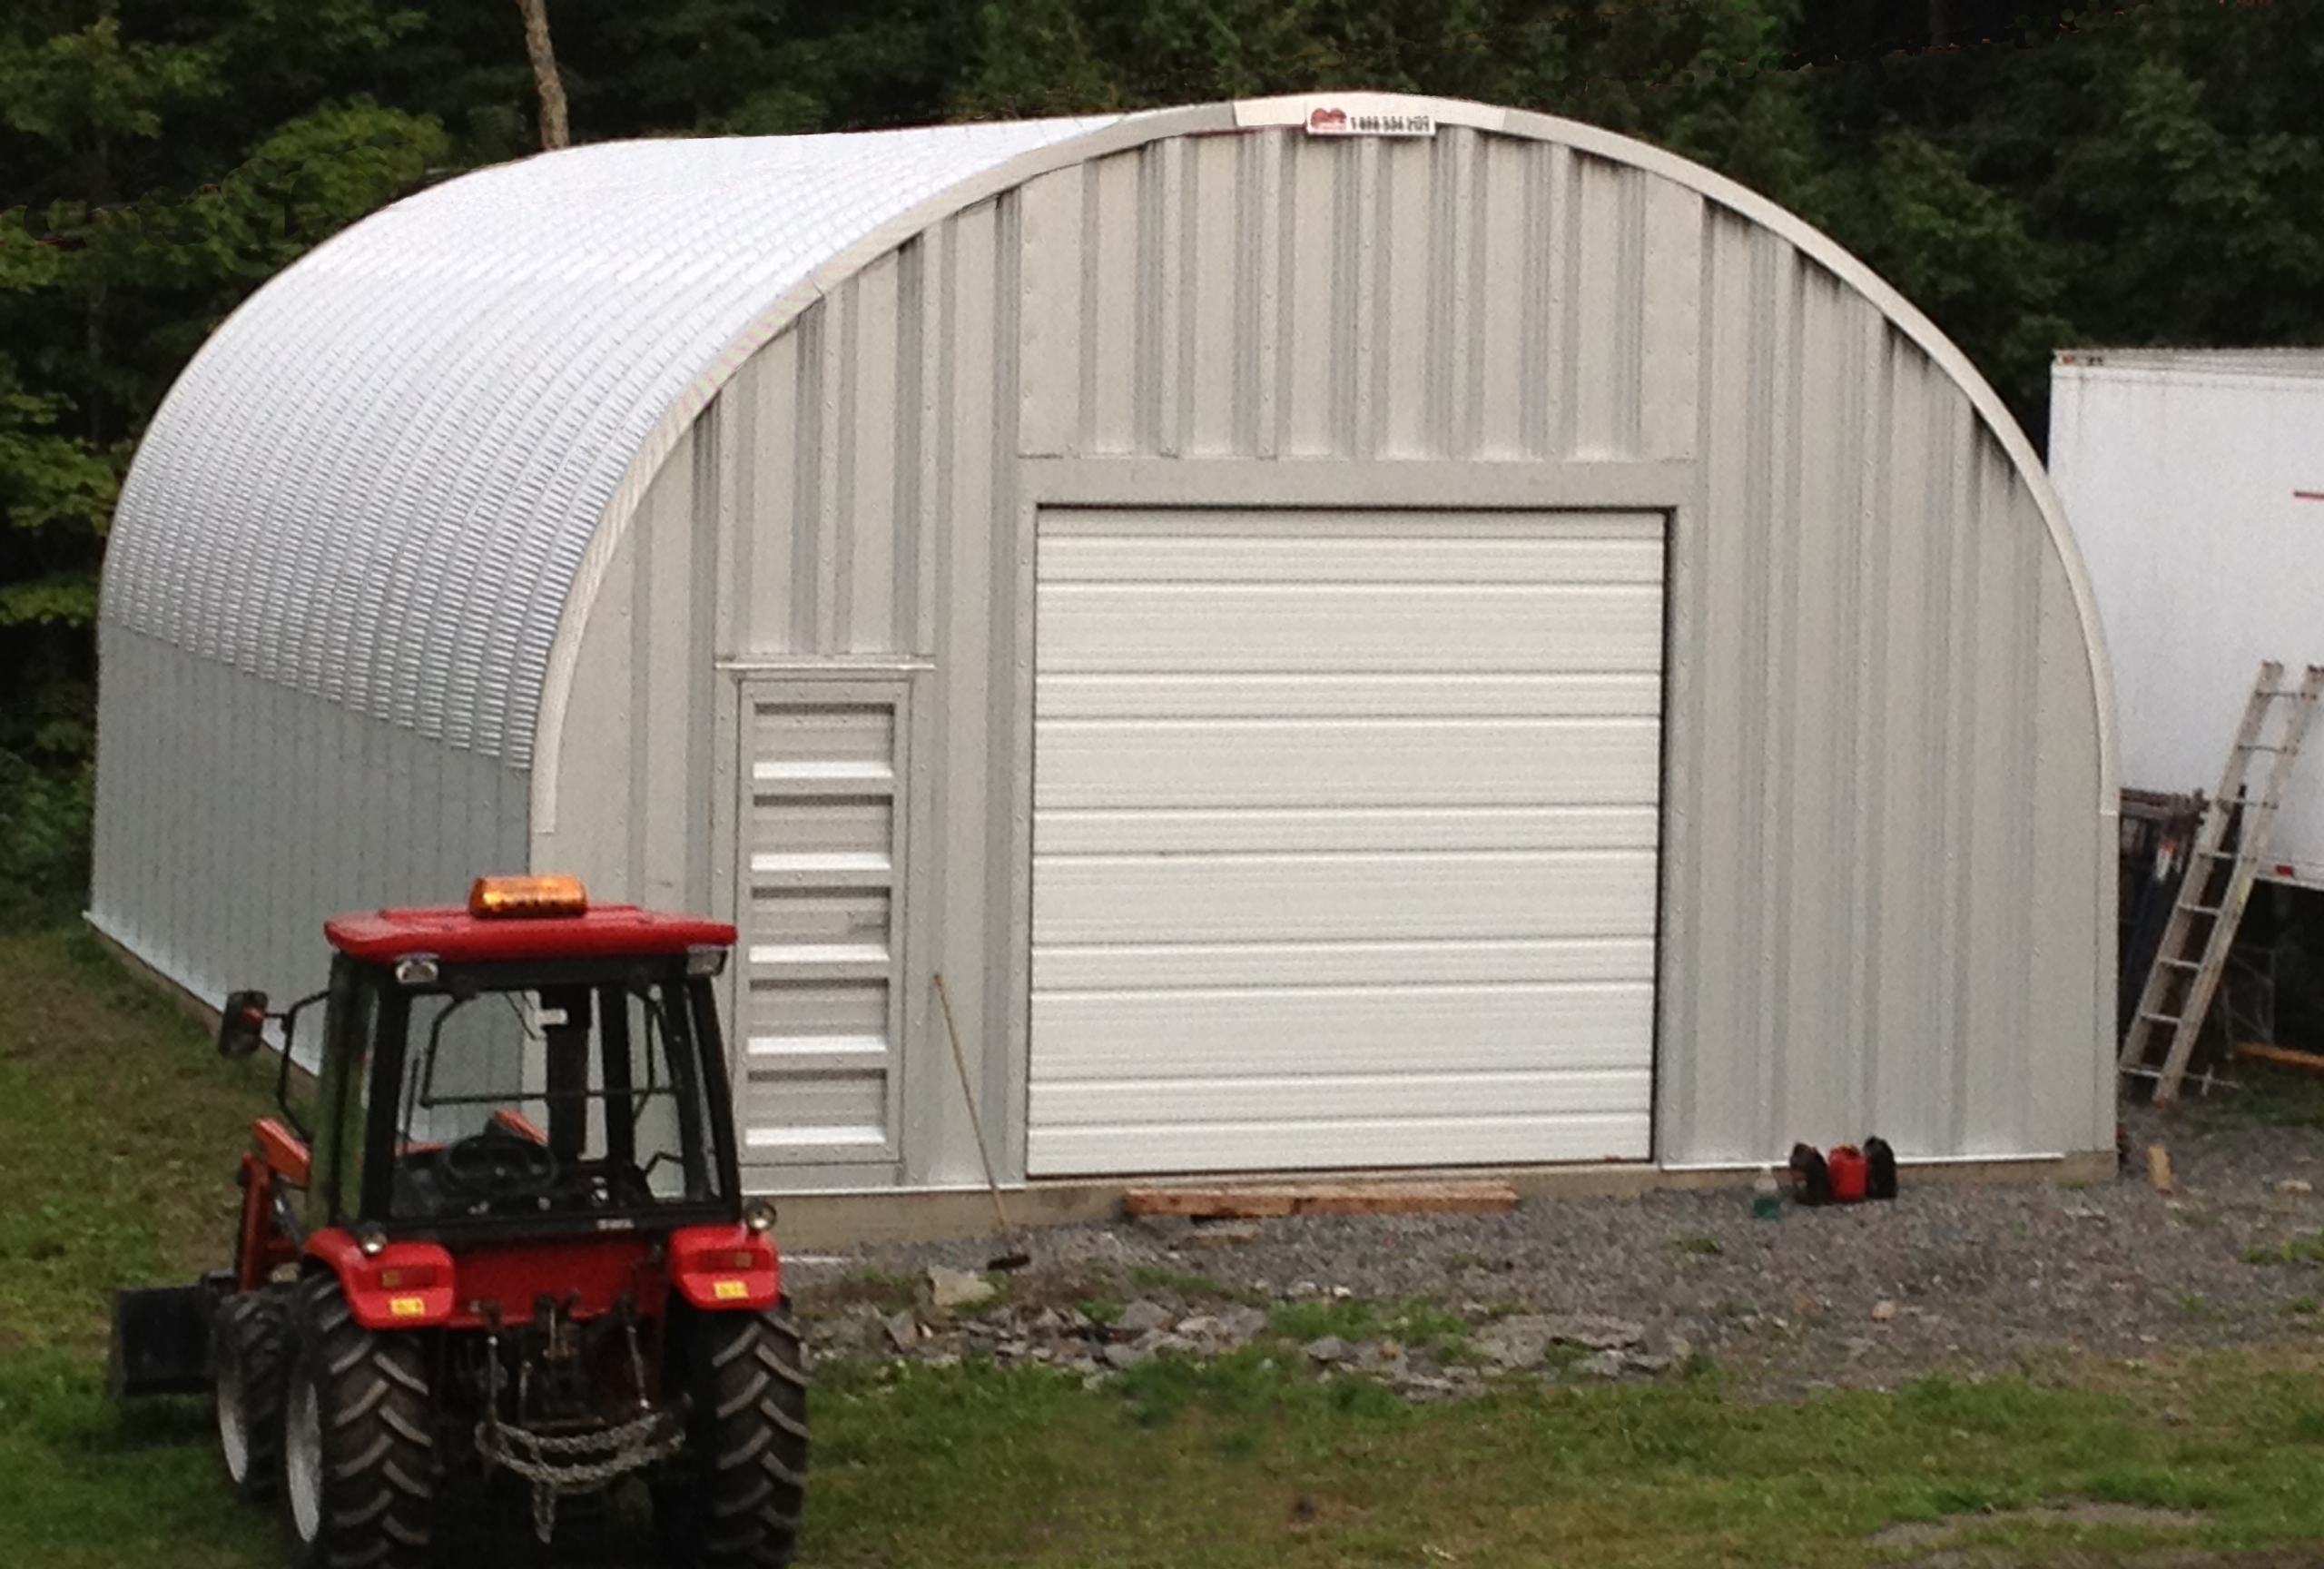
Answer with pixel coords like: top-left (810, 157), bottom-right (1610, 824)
top-left (2120, 661), bottom-right (2324, 1106)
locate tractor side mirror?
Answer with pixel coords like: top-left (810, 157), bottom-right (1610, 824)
top-left (217, 991), bottom-right (270, 1059)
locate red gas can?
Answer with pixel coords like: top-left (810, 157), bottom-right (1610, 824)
top-left (1826, 1144), bottom-right (1868, 1203)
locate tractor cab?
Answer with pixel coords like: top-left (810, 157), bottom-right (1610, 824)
top-left (295, 876), bottom-right (743, 1243)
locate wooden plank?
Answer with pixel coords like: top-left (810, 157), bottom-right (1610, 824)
top-left (1122, 1179), bottom-right (1521, 1219)
top-left (2234, 1040), bottom-right (2324, 1074)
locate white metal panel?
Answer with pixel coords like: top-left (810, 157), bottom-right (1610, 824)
top-left (2050, 352), bottom-right (2324, 884)
top-left (1037, 852), bottom-right (1656, 942)
top-left (1031, 985), bottom-right (1652, 1075)
top-left (87, 626), bottom-right (526, 1038)
top-left (1034, 937), bottom-right (1654, 990)
top-left (1034, 1117), bottom-right (1648, 1176)
top-left (1029, 508), bottom-right (1665, 1175)
top-left (1039, 587), bottom-right (1661, 675)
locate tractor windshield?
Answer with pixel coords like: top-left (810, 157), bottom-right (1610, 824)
top-left (379, 972), bottom-right (732, 1227)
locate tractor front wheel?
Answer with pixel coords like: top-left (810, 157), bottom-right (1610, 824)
top-left (213, 1289), bottom-right (290, 1502)
top-left (278, 1275), bottom-right (435, 1569)
top-left (657, 1302), bottom-right (810, 1567)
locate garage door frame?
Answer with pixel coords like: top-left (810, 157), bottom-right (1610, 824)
top-left (1019, 480), bottom-right (1676, 1179)
top-left (998, 459), bottom-right (1691, 1185)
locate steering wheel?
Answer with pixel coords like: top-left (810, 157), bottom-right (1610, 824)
top-left (438, 1126), bottom-right (561, 1199)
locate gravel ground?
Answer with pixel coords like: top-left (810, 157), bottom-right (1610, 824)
top-left (786, 1099), bottom-right (2324, 1396)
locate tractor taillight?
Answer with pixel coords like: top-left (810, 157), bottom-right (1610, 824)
top-left (468, 873), bottom-right (588, 919)
top-left (667, 1226), bottom-right (781, 1310)
top-left (375, 1265), bottom-right (438, 1290)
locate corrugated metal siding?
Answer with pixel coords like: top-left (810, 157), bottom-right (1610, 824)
top-left (1657, 210), bottom-right (2101, 1162)
top-left (89, 626), bottom-right (527, 1030)
top-left (1018, 134), bottom-right (1701, 463)
top-left (530, 116), bottom-right (2107, 1184)
top-left (531, 426), bottom-right (720, 913)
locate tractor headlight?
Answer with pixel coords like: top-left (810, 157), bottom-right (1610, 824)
top-left (743, 1198), bottom-right (777, 1235)
top-left (355, 1224), bottom-right (389, 1258)
top-left (685, 944), bottom-right (728, 977)
top-left (394, 954), bottom-right (440, 986)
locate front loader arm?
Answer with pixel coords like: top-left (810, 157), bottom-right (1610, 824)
top-left (235, 1118), bottom-right (310, 1292)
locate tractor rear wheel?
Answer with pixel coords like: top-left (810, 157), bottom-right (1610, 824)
top-left (213, 1289), bottom-right (290, 1502)
top-left (657, 1302), bottom-right (810, 1567)
top-left (278, 1275), bottom-right (435, 1569)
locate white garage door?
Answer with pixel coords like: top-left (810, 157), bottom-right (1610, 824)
top-left (1029, 508), bottom-right (1665, 1177)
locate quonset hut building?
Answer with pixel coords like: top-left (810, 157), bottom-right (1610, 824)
top-left (94, 94), bottom-right (2119, 1224)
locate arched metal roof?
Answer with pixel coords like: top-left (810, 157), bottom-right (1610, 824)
top-left (103, 113), bottom-right (1122, 765)
top-left (103, 94), bottom-right (2112, 794)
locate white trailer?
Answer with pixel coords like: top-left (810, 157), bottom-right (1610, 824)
top-left (2050, 349), bottom-right (2324, 887)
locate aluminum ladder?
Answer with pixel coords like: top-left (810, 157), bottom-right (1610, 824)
top-left (2120, 661), bottom-right (2324, 1107)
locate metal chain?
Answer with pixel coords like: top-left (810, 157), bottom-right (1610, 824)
top-left (475, 1407), bottom-right (685, 1544)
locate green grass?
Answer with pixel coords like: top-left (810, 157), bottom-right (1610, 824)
top-left (1269, 1298), bottom-right (1381, 1342)
top-left (2242, 1232), bottom-right (2324, 1267)
top-left (1124, 1264), bottom-right (1267, 1307)
top-left (17, 924), bottom-right (2324, 1566)
top-left (0, 930), bottom-right (282, 1357)
top-left (2186, 1060), bottom-right (2324, 1135)
top-left (0, 928), bottom-right (286, 1565)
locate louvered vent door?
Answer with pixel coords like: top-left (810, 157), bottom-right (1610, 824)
top-left (733, 682), bottom-right (909, 1171)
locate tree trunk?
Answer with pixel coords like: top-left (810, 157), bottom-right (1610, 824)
top-left (515, 0), bottom-right (569, 151)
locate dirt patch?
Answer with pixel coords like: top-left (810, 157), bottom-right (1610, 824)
top-left (1869, 1503), bottom-right (2206, 1550)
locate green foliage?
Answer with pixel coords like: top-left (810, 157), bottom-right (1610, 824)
top-left (0, 5), bottom-right (447, 916)
top-left (1804, 128), bottom-right (2072, 418)
top-left (0, 379), bottom-right (114, 550)
top-left (0, 755), bottom-right (92, 929)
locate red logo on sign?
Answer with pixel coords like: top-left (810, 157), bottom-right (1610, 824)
top-left (1308, 107), bottom-right (1348, 131)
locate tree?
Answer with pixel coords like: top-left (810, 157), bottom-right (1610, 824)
top-left (0, 5), bottom-right (445, 923)
top-left (515, 0), bottom-right (569, 148)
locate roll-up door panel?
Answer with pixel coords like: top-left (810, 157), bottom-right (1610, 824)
top-left (1029, 508), bottom-right (1665, 1177)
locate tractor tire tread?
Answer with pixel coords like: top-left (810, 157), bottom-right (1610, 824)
top-left (281, 1276), bottom-right (434, 1569)
top-left (215, 1289), bottom-right (292, 1503)
top-left (662, 1305), bottom-right (809, 1568)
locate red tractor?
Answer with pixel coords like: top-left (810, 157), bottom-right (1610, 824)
top-left (109, 875), bottom-right (808, 1567)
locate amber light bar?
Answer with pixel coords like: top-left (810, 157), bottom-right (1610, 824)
top-left (468, 873), bottom-right (589, 919)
